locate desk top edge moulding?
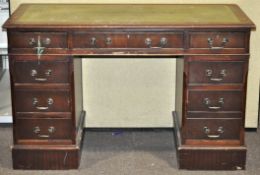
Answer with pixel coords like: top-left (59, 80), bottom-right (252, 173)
top-left (3, 3), bottom-right (256, 170)
top-left (3, 4), bottom-right (255, 29)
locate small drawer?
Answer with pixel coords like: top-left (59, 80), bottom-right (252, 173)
top-left (14, 118), bottom-right (73, 142)
top-left (14, 89), bottom-right (71, 112)
top-left (128, 32), bottom-right (184, 48)
top-left (183, 118), bottom-right (242, 140)
top-left (189, 32), bottom-right (246, 49)
top-left (187, 90), bottom-right (243, 112)
top-left (8, 32), bottom-right (68, 48)
top-left (11, 56), bottom-right (70, 84)
top-left (72, 32), bottom-right (127, 48)
top-left (187, 61), bottom-right (247, 85)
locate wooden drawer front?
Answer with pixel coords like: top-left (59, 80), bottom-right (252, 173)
top-left (187, 90), bottom-right (243, 112)
top-left (15, 118), bottom-right (73, 141)
top-left (189, 32), bottom-right (246, 49)
top-left (128, 32), bottom-right (184, 48)
top-left (14, 90), bottom-right (71, 112)
top-left (187, 61), bottom-right (246, 85)
top-left (12, 59), bottom-right (70, 84)
top-left (72, 32), bottom-right (127, 48)
top-left (183, 119), bottom-right (241, 140)
top-left (9, 32), bottom-right (68, 48)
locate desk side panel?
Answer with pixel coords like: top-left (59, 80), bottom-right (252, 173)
top-left (73, 59), bottom-right (84, 130)
top-left (175, 59), bottom-right (184, 127)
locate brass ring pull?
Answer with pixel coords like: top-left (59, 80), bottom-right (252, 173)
top-left (203, 126), bottom-right (224, 139)
top-left (207, 37), bottom-right (229, 49)
top-left (203, 97), bottom-right (224, 110)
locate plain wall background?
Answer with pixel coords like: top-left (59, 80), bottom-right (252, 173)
top-left (10, 0), bottom-right (260, 128)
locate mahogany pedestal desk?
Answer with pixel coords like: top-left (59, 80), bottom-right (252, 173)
top-left (3, 4), bottom-right (256, 170)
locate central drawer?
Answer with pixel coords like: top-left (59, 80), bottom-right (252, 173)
top-left (14, 89), bottom-right (71, 112)
top-left (72, 32), bottom-right (184, 48)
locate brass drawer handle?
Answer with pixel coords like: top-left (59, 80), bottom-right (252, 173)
top-left (205, 69), bottom-right (227, 82)
top-left (42, 38), bottom-right (51, 45)
top-left (145, 37), bottom-right (168, 48)
top-left (160, 37), bottom-right (168, 47)
top-left (33, 126), bottom-right (56, 138)
top-left (29, 38), bottom-right (36, 46)
top-left (29, 37), bottom-right (51, 46)
top-left (203, 97), bottom-right (224, 110)
top-left (106, 37), bottom-right (112, 45)
top-left (203, 126), bottom-right (224, 139)
top-left (90, 37), bottom-right (96, 46)
top-left (34, 78), bottom-right (47, 82)
top-left (207, 37), bottom-right (229, 49)
top-left (145, 38), bottom-right (152, 47)
top-left (36, 106), bottom-right (49, 110)
top-left (32, 97), bottom-right (54, 110)
top-left (31, 69), bottom-right (52, 81)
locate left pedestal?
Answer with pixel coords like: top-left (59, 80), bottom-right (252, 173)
top-left (8, 50), bottom-right (84, 169)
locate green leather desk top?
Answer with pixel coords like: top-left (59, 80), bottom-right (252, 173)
top-left (3, 4), bottom-right (255, 29)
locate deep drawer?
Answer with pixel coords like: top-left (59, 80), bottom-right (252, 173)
top-left (189, 32), bottom-right (247, 49)
top-left (11, 56), bottom-right (71, 84)
top-left (8, 32), bottom-right (68, 48)
top-left (14, 89), bottom-right (71, 112)
top-left (187, 61), bottom-right (247, 85)
top-left (72, 32), bottom-right (128, 48)
top-left (183, 118), bottom-right (242, 140)
top-left (187, 90), bottom-right (243, 112)
top-left (14, 118), bottom-right (73, 142)
top-left (128, 32), bottom-right (184, 48)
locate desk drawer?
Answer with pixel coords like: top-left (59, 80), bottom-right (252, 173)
top-left (72, 32), bottom-right (127, 48)
top-left (187, 61), bottom-right (247, 85)
top-left (11, 56), bottom-right (71, 84)
top-left (15, 118), bottom-right (73, 142)
top-left (183, 118), bottom-right (241, 140)
top-left (187, 90), bottom-right (243, 112)
top-left (14, 89), bottom-right (71, 112)
top-left (189, 32), bottom-right (247, 49)
top-left (128, 32), bottom-right (184, 48)
top-left (8, 32), bottom-right (68, 48)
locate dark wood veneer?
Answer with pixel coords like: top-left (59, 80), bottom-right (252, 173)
top-left (3, 4), bottom-right (255, 170)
